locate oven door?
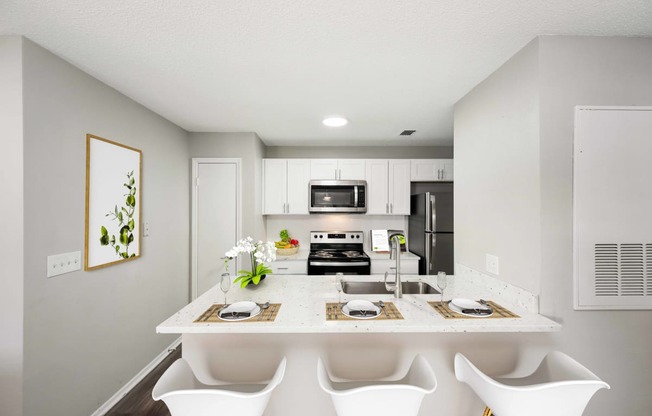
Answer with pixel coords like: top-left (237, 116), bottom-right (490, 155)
top-left (308, 260), bottom-right (371, 275)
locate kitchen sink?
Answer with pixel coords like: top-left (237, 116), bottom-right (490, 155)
top-left (341, 280), bottom-right (440, 295)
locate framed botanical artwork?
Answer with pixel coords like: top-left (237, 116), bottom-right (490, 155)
top-left (84, 134), bottom-right (142, 270)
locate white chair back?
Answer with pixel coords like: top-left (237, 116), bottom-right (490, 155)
top-left (455, 352), bottom-right (609, 416)
top-left (317, 354), bottom-right (437, 416)
top-left (153, 356), bottom-right (287, 416)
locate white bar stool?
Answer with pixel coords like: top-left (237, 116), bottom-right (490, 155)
top-left (455, 351), bottom-right (609, 416)
top-left (317, 354), bottom-right (437, 416)
top-left (152, 356), bottom-right (286, 416)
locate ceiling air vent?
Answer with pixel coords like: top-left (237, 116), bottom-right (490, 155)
top-left (400, 130), bottom-right (416, 136)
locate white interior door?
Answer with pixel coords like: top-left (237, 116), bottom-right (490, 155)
top-left (193, 159), bottom-right (240, 299)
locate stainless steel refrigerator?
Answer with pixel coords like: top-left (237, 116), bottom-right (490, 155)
top-left (408, 186), bottom-right (454, 275)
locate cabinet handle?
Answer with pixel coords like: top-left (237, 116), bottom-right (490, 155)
top-left (277, 267), bottom-right (289, 270)
top-left (386, 202), bottom-right (389, 214)
top-left (390, 203), bottom-right (393, 213)
top-left (286, 203), bottom-right (290, 213)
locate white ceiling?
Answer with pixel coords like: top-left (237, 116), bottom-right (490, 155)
top-left (2, 1), bottom-right (651, 146)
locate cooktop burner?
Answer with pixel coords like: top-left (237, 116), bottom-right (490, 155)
top-left (308, 249), bottom-right (369, 260)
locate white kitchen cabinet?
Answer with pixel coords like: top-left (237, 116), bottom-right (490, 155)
top-left (338, 159), bottom-right (366, 180)
top-left (269, 259), bottom-right (307, 275)
top-left (365, 159), bottom-right (410, 215)
top-left (410, 159), bottom-right (454, 181)
top-left (310, 159), bottom-right (366, 180)
top-left (370, 258), bottom-right (419, 275)
top-left (263, 159), bottom-right (311, 215)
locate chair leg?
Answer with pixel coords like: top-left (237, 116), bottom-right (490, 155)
top-left (482, 407), bottom-right (493, 416)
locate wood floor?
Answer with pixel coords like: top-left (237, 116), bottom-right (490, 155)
top-left (105, 345), bottom-right (181, 416)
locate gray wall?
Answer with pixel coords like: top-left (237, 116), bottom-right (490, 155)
top-left (537, 36), bottom-right (652, 416)
top-left (454, 36), bottom-right (652, 415)
top-left (20, 39), bottom-right (190, 416)
top-left (265, 145), bottom-right (453, 158)
top-left (0, 36), bottom-right (24, 416)
top-left (189, 132), bottom-right (267, 242)
top-left (454, 39), bottom-right (541, 294)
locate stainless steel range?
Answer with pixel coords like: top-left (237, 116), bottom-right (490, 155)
top-left (307, 231), bottom-right (371, 275)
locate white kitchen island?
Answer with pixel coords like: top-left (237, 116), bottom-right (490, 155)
top-left (157, 275), bottom-right (560, 416)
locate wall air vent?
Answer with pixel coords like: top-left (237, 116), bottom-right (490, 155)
top-left (594, 243), bottom-right (648, 297)
top-left (400, 130), bottom-right (416, 136)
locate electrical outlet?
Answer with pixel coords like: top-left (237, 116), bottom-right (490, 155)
top-left (143, 221), bottom-right (150, 237)
top-left (47, 251), bottom-right (81, 278)
top-left (486, 254), bottom-right (499, 275)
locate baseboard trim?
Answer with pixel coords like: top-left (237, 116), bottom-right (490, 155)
top-left (91, 337), bottom-right (181, 416)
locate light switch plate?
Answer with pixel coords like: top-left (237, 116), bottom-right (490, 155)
top-left (486, 254), bottom-right (499, 275)
top-left (47, 251), bottom-right (81, 277)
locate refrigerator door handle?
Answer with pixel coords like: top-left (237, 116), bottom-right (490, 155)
top-left (424, 192), bottom-right (432, 231)
top-left (430, 194), bottom-right (437, 232)
top-left (425, 233), bottom-right (433, 275)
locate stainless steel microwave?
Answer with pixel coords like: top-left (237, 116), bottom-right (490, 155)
top-left (309, 180), bottom-right (367, 213)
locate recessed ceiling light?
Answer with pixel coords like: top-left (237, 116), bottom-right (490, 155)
top-left (322, 117), bottom-right (348, 127)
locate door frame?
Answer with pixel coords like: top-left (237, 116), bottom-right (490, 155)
top-left (191, 158), bottom-right (242, 300)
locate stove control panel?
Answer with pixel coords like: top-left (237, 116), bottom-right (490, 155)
top-left (310, 231), bottom-right (364, 243)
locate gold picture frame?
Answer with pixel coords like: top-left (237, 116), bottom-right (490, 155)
top-left (84, 134), bottom-right (142, 270)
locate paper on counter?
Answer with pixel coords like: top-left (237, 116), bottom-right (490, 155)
top-left (371, 229), bottom-right (389, 252)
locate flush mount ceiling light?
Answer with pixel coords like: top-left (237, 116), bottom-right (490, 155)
top-left (322, 117), bottom-right (348, 127)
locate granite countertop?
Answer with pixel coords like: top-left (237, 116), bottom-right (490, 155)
top-left (157, 274), bottom-right (560, 334)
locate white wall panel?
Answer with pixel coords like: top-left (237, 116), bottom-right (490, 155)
top-left (574, 107), bottom-right (652, 309)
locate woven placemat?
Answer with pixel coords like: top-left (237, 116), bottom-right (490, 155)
top-left (194, 303), bottom-right (282, 323)
top-left (428, 300), bottom-right (520, 319)
top-left (325, 302), bottom-right (403, 321)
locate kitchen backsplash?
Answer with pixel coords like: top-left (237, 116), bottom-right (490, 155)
top-left (266, 215), bottom-right (408, 252)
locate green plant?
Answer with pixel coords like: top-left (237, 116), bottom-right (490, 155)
top-left (99, 171), bottom-right (137, 259)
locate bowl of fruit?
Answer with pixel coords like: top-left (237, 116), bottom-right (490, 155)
top-left (275, 229), bottom-right (300, 256)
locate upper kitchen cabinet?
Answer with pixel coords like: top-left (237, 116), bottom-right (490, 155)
top-left (310, 159), bottom-right (366, 180)
top-left (263, 159), bottom-right (311, 215)
top-left (366, 159), bottom-right (411, 215)
top-left (411, 159), bottom-right (454, 181)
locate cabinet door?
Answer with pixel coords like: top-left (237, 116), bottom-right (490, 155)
top-left (370, 258), bottom-right (419, 275)
top-left (263, 159), bottom-right (288, 215)
top-left (286, 159), bottom-right (311, 214)
top-left (389, 159), bottom-right (411, 214)
top-left (338, 159), bottom-right (366, 180)
top-left (411, 159), bottom-right (454, 181)
top-left (365, 160), bottom-right (389, 214)
top-left (270, 260), bottom-right (308, 275)
top-left (441, 159), bottom-right (454, 181)
top-left (411, 159), bottom-right (440, 181)
top-left (310, 159), bottom-right (338, 179)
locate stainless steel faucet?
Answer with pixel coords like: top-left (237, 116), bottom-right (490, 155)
top-left (384, 231), bottom-right (405, 298)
